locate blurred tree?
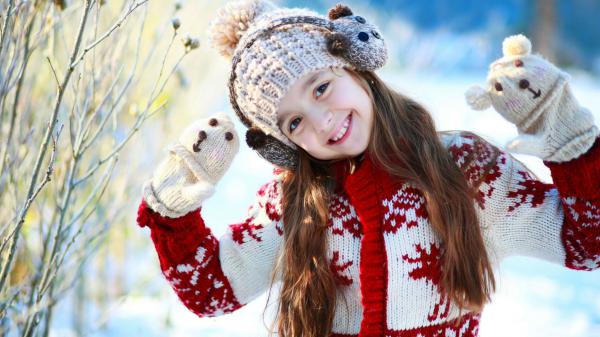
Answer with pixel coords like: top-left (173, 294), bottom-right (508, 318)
top-left (534, 0), bottom-right (556, 62)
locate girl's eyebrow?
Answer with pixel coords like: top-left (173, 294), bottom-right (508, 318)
top-left (301, 70), bottom-right (324, 93)
top-left (276, 70), bottom-right (325, 128)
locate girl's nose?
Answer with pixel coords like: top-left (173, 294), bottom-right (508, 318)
top-left (315, 110), bottom-right (333, 134)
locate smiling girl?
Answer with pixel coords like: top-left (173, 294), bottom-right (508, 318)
top-left (136, 1), bottom-right (600, 337)
top-left (277, 67), bottom-right (373, 160)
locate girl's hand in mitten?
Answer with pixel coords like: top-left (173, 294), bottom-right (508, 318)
top-left (465, 34), bottom-right (599, 162)
top-left (142, 112), bottom-right (240, 218)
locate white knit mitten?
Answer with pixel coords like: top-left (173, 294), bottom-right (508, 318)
top-left (465, 34), bottom-right (599, 163)
top-left (142, 112), bottom-right (240, 218)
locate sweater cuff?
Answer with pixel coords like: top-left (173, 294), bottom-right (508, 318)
top-left (544, 136), bottom-right (600, 199)
top-left (137, 199), bottom-right (205, 233)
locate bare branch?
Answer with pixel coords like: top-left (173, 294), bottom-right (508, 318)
top-left (148, 30), bottom-right (177, 101)
top-left (46, 57), bottom-right (62, 91)
top-left (77, 66), bottom-right (124, 154)
top-left (41, 157), bottom-right (116, 297)
top-left (70, 0), bottom-right (149, 70)
top-left (67, 156), bottom-right (117, 228)
top-left (0, 0), bottom-right (15, 70)
top-left (0, 11), bottom-right (35, 187)
top-left (74, 99), bottom-right (167, 187)
top-left (0, 124), bottom-right (60, 255)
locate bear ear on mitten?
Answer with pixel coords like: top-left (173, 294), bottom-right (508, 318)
top-left (465, 85), bottom-right (492, 111)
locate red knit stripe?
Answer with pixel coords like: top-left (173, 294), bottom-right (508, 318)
top-left (343, 153), bottom-right (389, 337)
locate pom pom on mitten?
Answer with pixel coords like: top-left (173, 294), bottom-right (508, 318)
top-left (142, 112), bottom-right (240, 218)
top-left (465, 34), bottom-right (599, 162)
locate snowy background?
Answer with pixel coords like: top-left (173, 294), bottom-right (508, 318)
top-left (47, 1), bottom-right (600, 336)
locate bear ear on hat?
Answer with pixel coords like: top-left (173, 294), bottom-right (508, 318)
top-left (325, 32), bottom-right (351, 56)
top-left (209, 0), bottom-right (277, 58)
top-left (502, 34), bottom-right (532, 57)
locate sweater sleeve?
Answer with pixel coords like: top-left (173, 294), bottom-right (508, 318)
top-left (136, 173), bottom-right (285, 318)
top-left (446, 132), bottom-right (600, 270)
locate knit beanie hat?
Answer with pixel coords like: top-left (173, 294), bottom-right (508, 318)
top-left (208, 0), bottom-right (388, 170)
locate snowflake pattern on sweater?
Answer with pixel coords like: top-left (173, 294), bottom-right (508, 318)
top-left (137, 132), bottom-right (600, 337)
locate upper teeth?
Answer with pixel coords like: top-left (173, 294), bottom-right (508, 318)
top-left (331, 115), bottom-right (350, 142)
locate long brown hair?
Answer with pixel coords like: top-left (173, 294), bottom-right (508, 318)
top-left (264, 67), bottom-right (500, 337)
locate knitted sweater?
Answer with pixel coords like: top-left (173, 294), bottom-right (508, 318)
top-left (136, 132), bottom-right (600, 337)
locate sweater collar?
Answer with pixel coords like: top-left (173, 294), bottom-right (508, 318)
top-left (331, 152), bottom-right (405, 197)
top-left (331, 152), bottom-right (368, 193)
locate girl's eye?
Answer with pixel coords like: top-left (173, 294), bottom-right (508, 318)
top-left (288, 117), bottom-right (302, 134)
top-left (315, 82), bottom-right (329, 98)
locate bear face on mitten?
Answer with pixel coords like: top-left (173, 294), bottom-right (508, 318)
top-left (465, 34), bottom-right (598, 163)
top-left (143, 113), bottom-right (240, 218)
top-left (465, 34), bottom-right (570, 132)
top-left (172, 112), bottom-right (240, 185)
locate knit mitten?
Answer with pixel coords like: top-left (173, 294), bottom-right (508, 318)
top-left (465, 34), bottom-right (599, 163)
top-left (142, 112), bottom-right (240, 218)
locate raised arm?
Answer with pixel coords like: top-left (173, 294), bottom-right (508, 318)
top-left (137, 175), bottom-right (285, 317)
top-left (462, 34), bottom-right (599, 269)
top-left (446, 133), bottom-right (599, 270)
top-left (136, 113), bottom-right (285, 317)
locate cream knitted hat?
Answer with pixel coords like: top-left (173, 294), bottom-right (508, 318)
top-left (208, 0), bottom-right (388, 169)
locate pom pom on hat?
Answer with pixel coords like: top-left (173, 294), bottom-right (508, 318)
top-left (208, 0), bottom-right (277, 58)
top-left (502, 34), bottom-right (532, 57)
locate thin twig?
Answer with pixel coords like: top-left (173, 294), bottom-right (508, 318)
top-left (0, 11), bottom-right (35, 188)
top-left (66, 156), bottom-right (117, 229)
top-left (148, 30), bottom-right (177, 101)
top-left (77, 66), bottom-right (124, 154)
top-left (74, 100), bottom-right (167, 186)
top-left (70, 0), bottom-right (149, 70)
top-left (41, 157), bottom-right (117, 297)
top-left (0, 0), bottom-right (15, 73)
top-left (46, 57), bottom-right (62, 91)
top-left (0, 124), bottom-right (60, 254)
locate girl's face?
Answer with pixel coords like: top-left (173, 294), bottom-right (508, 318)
top-left (276, 67), bottom-right (374, 161)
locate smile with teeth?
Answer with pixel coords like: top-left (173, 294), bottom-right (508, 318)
top-left (328, 113), bottom-right (352, 144)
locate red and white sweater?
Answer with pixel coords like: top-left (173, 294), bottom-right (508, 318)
top-left (136, 132), bottom-right (600, 337)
